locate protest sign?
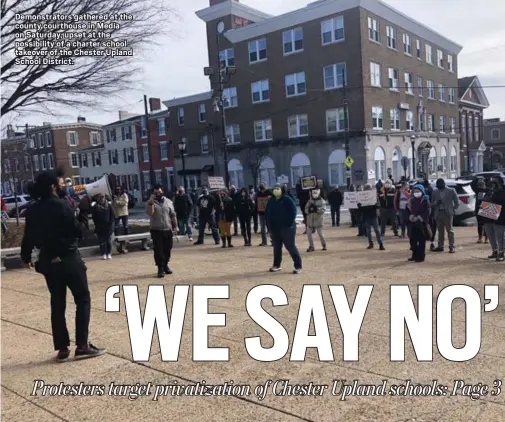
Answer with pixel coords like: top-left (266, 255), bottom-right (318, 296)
top-left (300, 176), bottom-right (317, 190)
top-left (477, 201), bottom-right (502, 220)
top-left (208, 177), bottom-right (226, 190)
top-left (358, 190), bottom-right (378, 207)
top-left (256, 196), bottom-right (269, 213)
top-left (344, 192), bottom-right (358, 209)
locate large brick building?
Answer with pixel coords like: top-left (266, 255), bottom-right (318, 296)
top-left (484, 118), bottom-right (505, 170)
top-left (165, 0), bottom-right (463, 189)
top-left (1, 126), bottom-right (34, 195)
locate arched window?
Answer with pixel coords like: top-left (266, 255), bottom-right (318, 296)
top-left (441, 146), bottom-right (447, 174)
top-left (290, 152), bottom-right (311, 187)
top-left (428, 147), bottom-right (437, 175)
top-left (228, 159), bottom-right (244, 188)
top-left (450, 146), bottom-right (457, 173)
top-left (374, 147), bottom-right (386, 181)
top-left (328, 149), bottom-right (346, 186)
top-left (259, 156), bottom-right (276, 188)
top-left (392, 147), bottom-right (402, 182)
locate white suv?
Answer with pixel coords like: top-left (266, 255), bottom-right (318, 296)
top-left (429, 180), bottom-right (475, 223)
top-left (2, 195), bottom-right (31, 211)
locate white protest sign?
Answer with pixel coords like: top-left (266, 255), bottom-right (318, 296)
top-left (208, 176), bottom-right (226, 190)
top-left (358, 190), bottom-right (378, 207)
top-left (344, 192), bottom-right (358, 209)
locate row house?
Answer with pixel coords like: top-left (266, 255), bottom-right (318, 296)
top-left (1, 126), bottom-right (33, 196)
top-left (484, 118), bottom-right (505, 170)
top-left (458, 76), bottom-right (490, 173)
top-left (164, 0), bottom-right (462, 190)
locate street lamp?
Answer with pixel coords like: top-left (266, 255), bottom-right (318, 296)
top-left (410, 135), bottom-right (416, 179)
top-left (489, 147), bottom-right (494, 170)
top-left (178, 138), bottom-right (187, 190)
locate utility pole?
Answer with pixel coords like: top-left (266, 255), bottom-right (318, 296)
top-left (143, 95), bottom-right (156, 187)
top-left (342, 68), bottom-right (351, 188)
top-left (24, 123), bottom-right (35, 181)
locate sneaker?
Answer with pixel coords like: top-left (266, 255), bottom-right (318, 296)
top-left (215, 240), bottom-right (220, 245)
top-left (293, 268), bottom-right (302, 274)
top-left (430, 243), bottom-right (435, 251)
top-left (75, 343), bottom-right (106, 360)
top-left (306, 246), bottom-right (315, 252)
top-left (193, 241), bottom-right (203, 245)
top-left (322, 246), bottom-right (327, 251)
top-left (433, 247), bottom-right (444, 252)
top-left (157, 268), bottom-right (164, 278)
top-left (188, 237), bottom-right (193, 242)
top-left (477, 238), bottom-right (483, 244)
top-left (107, 254), bottom-right (112, 260)
top-left (367, 243), bottom-right (374, 249)
top-left (56, 348), bottom-right (70, 362)
top-left (164, 265), bottom-right (172, 275)
top-left (258, 243), bottom-right (267, 247)
top-left (449, 247), bottom-right (455, 254)
top-left (497, 252), bottom-right (505, 262)
top-left (484, 237), bottom-right (489, 244)
top-left (269, 266), bottom-right (281, 272)
top-left (379, 244), bottom-right (385, 251)
top-left (102, 255), bottom-right (107, 260)
top-left (488, 251), bottom-right (498, 259)
top-left (408, 257), bottom-right (415, 261)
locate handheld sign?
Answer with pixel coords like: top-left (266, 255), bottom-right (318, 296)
top-left (208, 176), bottom-right (226, 190)
top-left (344, 192), bottom-right (358, 209)
top-left (358, 190), bottom-right (378, 207)
top-left (300, 176), bottom-right (317, 190)
top-left (478, 202), bottom-right (502, 220)
top-left (256, 196), bottom-right (269, 213)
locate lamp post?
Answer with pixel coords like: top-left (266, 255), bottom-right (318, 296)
top-left (410, 135), bottom-right (416, 179)
top-left (489, 147), bottom-right (494, 170)
top-left (178, 138), bottom-right (187, 190)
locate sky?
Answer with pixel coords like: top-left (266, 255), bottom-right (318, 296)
top-left (12, 0), bottom-right (505, 126)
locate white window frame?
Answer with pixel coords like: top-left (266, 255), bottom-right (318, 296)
top-left (45, 132), bottom-right (52, 147)
top-left (416, 39), bottom-right (421, 59)
top-left (288, 114), bottom-right (309, 138)
top-left (251, 79), bottom-right (270, 104)
top-left (33, 155), bottom-right (40, 171)
top-left (90, 131), bottom-right (100, 146)
top-left (406, 111), bottom-right (414, 131)
top-left (390, 109), bottom-right (400, 130)
top-left (438, 83), bottom-right (445, 102)
top-left (370, 62), bottom-right (381, 87)
top-left (158, 118), bottom-right (166, 135)
top-left (226, 124), bottom-right (241, 144)
top-left (372, 106), bottom-right (384, 130)
top-left (368, 17), bottom-right (380, 42)
top-left (388, 68), bottom-right (399, 90)
top-left (219, 48), bottom-right (235, 67)
top-left (321, 15), bottom-right (344, 45)
top-left (491, 128), bottom-right (500, 140)
top-left (198, 104), bottom-right (206, 122)
top-left (41, 154), bottom-right (47, 170)
top-left (142, 144), bottom-right (149, 162)
top-left (439, 116), bottom-right (446, 133)
top-left (427, 80), bottom-right (435, 99)
top-left (159, 141), bottom-right (168, 160)
top-left (248, 38), bottom-right (267, 63)
top-left (437, 49), bottom-right (444, 68)
top-left (404, 72), bottom-right (413, 94)
top-left (450, 118), bottom-right (456, 134)
top-left (448, 87), bottom-right (455, 104)
top-left (386, 26), bottom-right (396, 49)
top-left (428, 114), bottom-right (435, 132)
top-left (417, 76), bottom-right (423, 97)
top-left (69, 152), bottom-right (78, 168)
top-left (67, 131), bottom-right (78, 146)
top-left (447, 54), bottom-right (454, 72)
top-left (326, 108), bottom-right (345, 133)
top-left (450, 147), bottom-right (457, 172)
top-left (177, 108), bottom-right (184, 126)
top-left (323, 63), bottom-right (346, 90)
top-left (38, 133), bottom-right (44, 148)
top-left (283, 27), bottom-right (303, 55)
top-left (201, 135), bottom-right (209, 154)
top-left (285, 72), bottom-right (306, 97)
top-left (426, 44), bottom-right (433, 64)
top-left (223, 87), bottom-right (238, 108)
top-left (403, 33), bottom-right (412, 55)
top-left (254, 119), bottom-right (272, 142)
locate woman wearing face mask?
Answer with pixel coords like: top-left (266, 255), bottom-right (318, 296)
top-left (236, 188), bottom-right (254, 246)
top-left (394, 182), bottom-right (411, 238)
top-left (265, 184), bottom-right (302, 273)
top-left (305, 188), bottom-right (327, 251)
top-left (407, 184), bottom-right (431, 263)
top-left (91, 194), bottom-right (115, 260)
top-left (217, 190), bottom-right (236, 248)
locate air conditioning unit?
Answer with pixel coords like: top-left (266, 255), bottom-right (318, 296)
top-left (398, 103), bottom-right (410, 110)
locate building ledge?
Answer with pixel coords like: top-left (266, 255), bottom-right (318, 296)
top-left (163, 91), bottom-right (213, 108)
top-left (195, 0), bottom-right (272, 24)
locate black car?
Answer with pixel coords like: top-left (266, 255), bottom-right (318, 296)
top-left (8, 199), bottom-right (35, 218)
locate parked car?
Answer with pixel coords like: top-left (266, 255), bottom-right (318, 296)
top-left (7, 199), bottom-right (36, 218)
top-left (459, 171), bottom-right (505, 185)
top-left (432, 180), bottom-right (475, 224)
top-left (2, 195), bottom-right (31, 212)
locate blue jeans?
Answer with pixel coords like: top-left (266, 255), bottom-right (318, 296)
top-left (399, 209), bottom-right (410, 237)
top-left (364, 216), bottom-right (383, 245)
top-left (98, 235), bottom-right (112, 255)
top-left (114, 215), bottom-right (128, 235)
top-left (271, 225), bottom-right (302, 269)
top-left (178, 216), bottom-right (193, 237)
top-left (259, 214), bottom-right (268, 244)
top-left (198, 213), bottom-right (219, 243)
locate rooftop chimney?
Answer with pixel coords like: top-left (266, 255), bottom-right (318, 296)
top-left (6, 124), bottom-right (15, 138)
top-left (77, 116), bottom-right (86, 122)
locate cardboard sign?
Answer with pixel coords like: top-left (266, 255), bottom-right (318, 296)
top-left (256, 196), bottom-right (269, 212)
top-left (208, 177), bottom-right (226, 190)
top-left (478, 201), bottom-right (502, 221)
top-left (358, 190), bottom-right (378, 207)
top-left (1, 211), bottom-right (9, 222)
top-left (300, 176), bottom-right (317, 190)
top-left (344, 192), bottom-right (358, 209)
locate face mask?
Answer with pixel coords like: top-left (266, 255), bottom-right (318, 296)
top-left (272, 188), bottom-right (281, 197)
top-left (57, 186), bottom-right (67, 198)
top-left (414, 192), bottom-right (422, 198)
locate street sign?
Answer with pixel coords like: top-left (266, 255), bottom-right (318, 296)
top-left (344, 156), bottom-right (354, 168)
top-left (401, 156), bottom-right (409, 169)
top-left (208, 176), bottom-right (226, 190)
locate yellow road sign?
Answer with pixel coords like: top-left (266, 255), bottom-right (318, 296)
top-left (344, 156), bottom-right (354, 168)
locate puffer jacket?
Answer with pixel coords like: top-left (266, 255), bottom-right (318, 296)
top-left (304, 197), bottom-right (326, 228)
top-left (113, 193), bottom-right (129, 217)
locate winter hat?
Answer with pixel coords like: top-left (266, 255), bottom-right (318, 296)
top-left (413, 184), bottom-right (429, 201)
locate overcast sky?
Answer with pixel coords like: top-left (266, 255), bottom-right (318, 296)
top-left (16, 0), bottom-right (505, 126)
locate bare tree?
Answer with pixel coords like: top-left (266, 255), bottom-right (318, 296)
top-left (1, 0), bottom-right (176, 116)
top-left (243, 146), bottom-right (269, 188)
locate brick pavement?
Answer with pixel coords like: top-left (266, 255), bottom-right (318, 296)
top-left (1, 226), bottom-right (504, 421)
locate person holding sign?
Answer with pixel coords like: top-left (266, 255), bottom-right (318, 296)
top-left (358, 184), bottom-right (384, 250)
top-left (255, 183), bottom-right (271, 246)
top-left (378, 179), bottom-right (398, 237)
top-left (194, 189), bottom-right (220, 245)
top-left (407, 184), bottom-right (431, 263)
top-left (305, 189), bottom-right (327, 251)
top-left (483, 177), bottom-right (505, 261)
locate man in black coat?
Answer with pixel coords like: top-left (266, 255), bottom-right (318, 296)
top-left (296, 179), bottom-right (311, 234)
top-left (173, 187), bottom-right (193, 240)
top-left (328, 186), bottom-right (343, 226)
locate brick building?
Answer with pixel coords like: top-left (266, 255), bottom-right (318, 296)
top-left (165, 0), bottom-right (463, 190)
top-left (1, 126), bottom-right (34, 195)
top-left (484, 118), bottom-right (505, 170)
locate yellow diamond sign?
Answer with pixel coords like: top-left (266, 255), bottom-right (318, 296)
top-left (344, 156), bottom-right (354, 168)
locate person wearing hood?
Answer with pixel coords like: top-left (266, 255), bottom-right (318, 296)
top-left (394, 182), bottom-right (411, 238)
top-left (91, 194), bottom-right (115, 260)
top-left (265, 184), bottom-right (302, 273)
top-left (431, 178), bottom-right (459, 253)
top-left (471, 177), bottom-right (489, 243)
top-left (255, 183), bottom-right (271, 246)
top-left (328, 185), bottom-right (343, 227)
top-left (305, 188), bottom-right (327, 251)
top-left (194, 188), bottom-right (220, 245)
top-left (407, 184), bottom-right (431, 262)
top-left (236, 187), bottom-right (255, 246)
top-left (378, 179), bottom-right (398, 237)
top-left (358, 184), bottom-right (384, 250)
top-left (486, 177), bottom-right (505, 261)
top-left (217, 189), bottom-right (236, 248)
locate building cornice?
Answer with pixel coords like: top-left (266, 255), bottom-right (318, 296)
top-left (163, 91), bottom-right (213, 108)
top-left (459, 76), bottom-right (490, 108)
top-left (29, 123), bottom-right (103, 132)
top-left (195, 0), bottom-right (272, 24)
top-left (223, 0), bottom-right (462, 54)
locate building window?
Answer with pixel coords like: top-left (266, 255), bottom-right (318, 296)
top-left (223, 87), bottom-right (238, 108)
top-left (437, 50), bottom-right (444, 68)
top-left (448, 87), bottom-right (455, 104)
top-left (128, 147), bottom-right (135, 163)
top-left (201, 135), bottom-right (209, 154)
top-left (372, 106), bottom-right (384, 129)
top-left (29, 135), bottom-right (35, 149)
top-left (108, 128), bottom-right (117, 142)
top-left (368, 17), bottom-right (379, 42)
top-left (288, 114), bottom-right (308, 138)
top-left (326, 108), bottom-right (345, 133)
top-left (159, 142), bottom-right (168, 160)
top-left (41, 154), bottom-right (47, 170)
top-left (438, 83), bottom-right (445, 102)
top-left (388, 68), bottom-right (399, 90)
top-left (416, 39), bottom-right (421, 58)
top-left (285, 72), bottom-right (306, 97)
top-left (251, 79), bottom-right (270, 103)
top-left (155, 170), bottom-right (162, 185)
top-left (386, 26), bottom-right (396, 49)
top-left (428, 114), bottom-right (435, 132)
top-left (447, 55), bottom-right (454, 72)
top-left (374, 147), bottom-right (386, 181)
top-left (406, 111), bottom-right (414, 131)
top-left (254, 119), bottom-right (272, 142)
top-left (450, 118), bottom-right (456, 134)
top-left (108, 149), bottom-right (119, 165)
top-left (283, 27), bottom-right (303, 54)
top-left (428, 147), bottom-right (437, 175)
top-left (450, 146), bottom-right (457, 173)
top-left (142, 172), bottom-right (151, 192)
top-left (248, 38), bottom-right (267, 63)
top-left (219, 48), bottom-right (235, 67)
top-left (427, 80), bottom-right (435, 98)
top-left (226, 124), bottom-right (241, 144)
top-left (142, 144), bottom-right (149, 162)
top-left (33, 155), bottom-right (40, 171)
top-left (198, 104), bottom-right (206, 122)
top-left (404, 72), bottom-right (413, 94)
top-left (90, 131), bottom-right (100, 145)
top-left (45, 132), bottom-right (52, 147)
top-left (474, 116), bottom-right (479, 141)
top-left (370, 62), bottom-right (381, 87)
top-left (390, 109), bottom-right (400, 130)
top-left (321, 15), bottom-right (344, 44)
top-left (158, 118), bottom-right (166, 135)
top-left (140, 117), bottom-right (147, 137)
top-left (38, 133), bottom-right (44, 148)
top-left (81, 153), bottom-right (88, 168)
top-left (426, 44), bottom-right (433, 64)
top-left (417, 76), bottom-right (423, 96)
top-left (323, 63), bottom-right (346, 90)
top-left (67, 131), bottom-right (78, 146)
top-left (403, 33), bottom-right (412, 55)
top-left (69, 153), bottom-right (78, 168)
top-left (492, 128), bottom-right (500, 140)
top-left (47, 153), bottom-right (54, 169)
top-left (177, 108), bottom-right (184, 125)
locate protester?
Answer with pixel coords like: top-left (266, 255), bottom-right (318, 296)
top-left (378, 179), bottom-right (398, 237)
top-left (174, 186), bottom-right (193, 242)
top-left (305, 188), bottom-right (327, 251)
top-left (394, 182), bottom-right (411, 238)
top-left (358, 184), bottom-right (384, 250)
top-left (266, 184), bottom-right (302, 274)
top-left (91, 194), bottom-right (115, 260)
top-left (249, 186), bottom-right (258, 233)
top-left (112, 186), bottom-right (129, 236)
top-left (355, 185), bottom-right (366, 236)
top-left (407, 184), bottom-right (431, 262)
top-left (217, 189), bottom-right (236, 248)
top-left (431, 178), bottom-right (459, 253)
top-left (348, 184), bottom-right (357, 227)
top-left (20, 169), bottom-right (105, 361)
top-left (471, 177), bottom-right (489, 243)
top-left (296, 179), bottom-right (310, 234)
top-left (194, 188), bottom-right (220, 245)
top-left (487, 177), bottom-right (505, 261)
top-left (146, 184), bottom-right (178, 278)
top-left (236, 187), bottom-right (254, 246)
top-left (256, 183), bottom-right (270, 246)
top-left (328, 185), bottom-right (343, 227)
top-left (228, 185), bottom-right (239, 236)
